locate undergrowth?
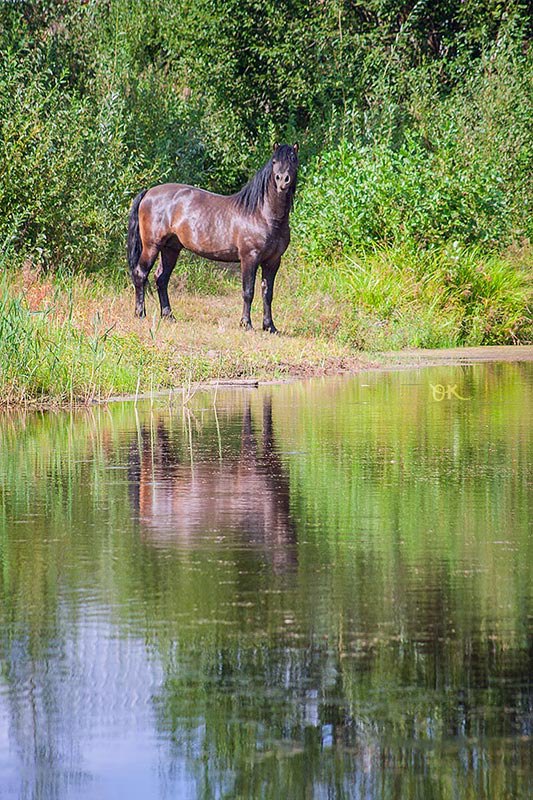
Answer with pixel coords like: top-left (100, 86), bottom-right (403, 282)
top-left (284, 243), bottom-right (532, 350)
top-left (0, 269), bottom-right (363, 407)
top-left (0, 288), bottom-right (170, 405)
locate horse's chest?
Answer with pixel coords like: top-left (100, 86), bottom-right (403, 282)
top-left (237, 219), bottom-right (289, 264)
top-left (259, 228), bottom-right (289, 259)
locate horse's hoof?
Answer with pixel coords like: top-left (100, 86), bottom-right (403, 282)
top-left (263, 323), bottom-right (278, 334)
top-left (240, 319), bottom-right (253, 331)
top-left (162, 313), bottom-right (176, 323)
top-left (135, 310), bottom-right (146, 319)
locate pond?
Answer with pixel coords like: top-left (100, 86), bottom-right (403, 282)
top-left (0, 363), bottom-right (531, 799)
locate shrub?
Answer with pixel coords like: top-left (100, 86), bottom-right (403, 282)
top-left (293, 41), bottom-right (532, 259)
top-left (0, 48), bottom-right (162, 274)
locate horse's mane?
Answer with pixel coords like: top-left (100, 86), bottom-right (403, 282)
top-left (233, 157), bottom-right (273, 214)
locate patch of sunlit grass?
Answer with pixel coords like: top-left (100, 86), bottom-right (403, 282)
top-left (285, 242), bottom-right (532, 350)
top-left (1, 270), bottom-right (367, 408)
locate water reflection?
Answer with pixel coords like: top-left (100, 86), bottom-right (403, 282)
top-left (128, 398), bottom-right (297, 574)
top-left (0, 364), bottom-right (531, 798)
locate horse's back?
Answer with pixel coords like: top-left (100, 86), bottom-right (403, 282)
top-left (143, 183), bottom-right (226, 206)
top-left (140, 183), bottom-right (244, 261)
top-left (139, 179), bottom-right (289, 264)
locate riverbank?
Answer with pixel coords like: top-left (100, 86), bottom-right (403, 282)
top-left (0, 270), bottom-right (372, 409)
top-left (383, 344), bottom-right (533, 368)
top-left (2, 268), bottom-right (532, 410)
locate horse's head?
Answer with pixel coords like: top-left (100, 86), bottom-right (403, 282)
top-left (272, 143), bottom-right (299, 194)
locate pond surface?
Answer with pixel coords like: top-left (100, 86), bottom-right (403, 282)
top-left (0, 363), bottom-right (531, 799)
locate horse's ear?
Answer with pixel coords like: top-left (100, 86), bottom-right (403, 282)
top-left (273, 142), bottom-right (279, 152)
top-left (293, 142), bottom-right (299, 154)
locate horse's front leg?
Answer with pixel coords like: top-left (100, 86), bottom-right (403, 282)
top-left (240, 257), bottom-right (259, 330)
top-left (261, 259), bottom-right (281, 333)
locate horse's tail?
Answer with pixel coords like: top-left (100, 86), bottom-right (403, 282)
top-left (127, 189), bottom-right (148, 275)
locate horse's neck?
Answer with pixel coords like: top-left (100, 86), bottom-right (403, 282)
top-left (263, 187), bottom-right (292, 225)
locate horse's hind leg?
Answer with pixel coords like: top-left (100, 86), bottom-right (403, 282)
top-left (132, 245), bottom-right (159, 318)
top-left (155, 243), bottom-right (181, 320)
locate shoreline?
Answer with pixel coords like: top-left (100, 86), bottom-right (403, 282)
top-left (2, 345), bottom-right (531, 413)
top-left (3, 258), bottom-right (532, 413)
top-left (3, 262), bottom-right (531, 412)
top-left (81, 344), bottom-right (533, 407)
top-left (2, 344), bottom-right (532, 413)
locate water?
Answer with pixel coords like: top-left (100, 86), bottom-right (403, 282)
top-left (0, 363), bottom-right (531, 799)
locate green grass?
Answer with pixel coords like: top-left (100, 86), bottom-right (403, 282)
top-left (283, 243), bottom-right (532, 350)
top-left (0, 240), bottom-right (530, 408)
top-left (0, 269), bottom-right (369, 408)
top-left (0, 288), bottom-right (170, 406)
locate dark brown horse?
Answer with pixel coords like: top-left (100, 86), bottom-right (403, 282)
top-left (127, 143), bottom-right (299, 332)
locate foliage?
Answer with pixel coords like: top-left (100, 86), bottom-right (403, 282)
top-left (286, 243), bottom-right (532, 349)
top-left (294, 43), bottom-right (532, 254)
top-left (0, 49), bottom-right (160, 274)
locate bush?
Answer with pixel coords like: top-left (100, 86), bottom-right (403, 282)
top-left (293, 42), bottom-right (532, 258)
top-left (0, 48), bottom-right (161, 274)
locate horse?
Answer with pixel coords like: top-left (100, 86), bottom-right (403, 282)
top-left (127, 143), bottom-right (299, 332)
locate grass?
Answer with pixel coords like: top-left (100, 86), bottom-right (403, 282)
top-left (0, 242), bottom-right (530, 408)
top-left (286, 242), bottom-right (532, 350)
top-left (0, 261), bottom-right (368, 408)
top-left (0, 285), bottom-right (165, 407)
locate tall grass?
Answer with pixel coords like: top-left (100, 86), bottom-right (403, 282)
top-left (0, 287), bottom-right (168, 405)
top-left (285, 244), bottom-right (532, 350)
